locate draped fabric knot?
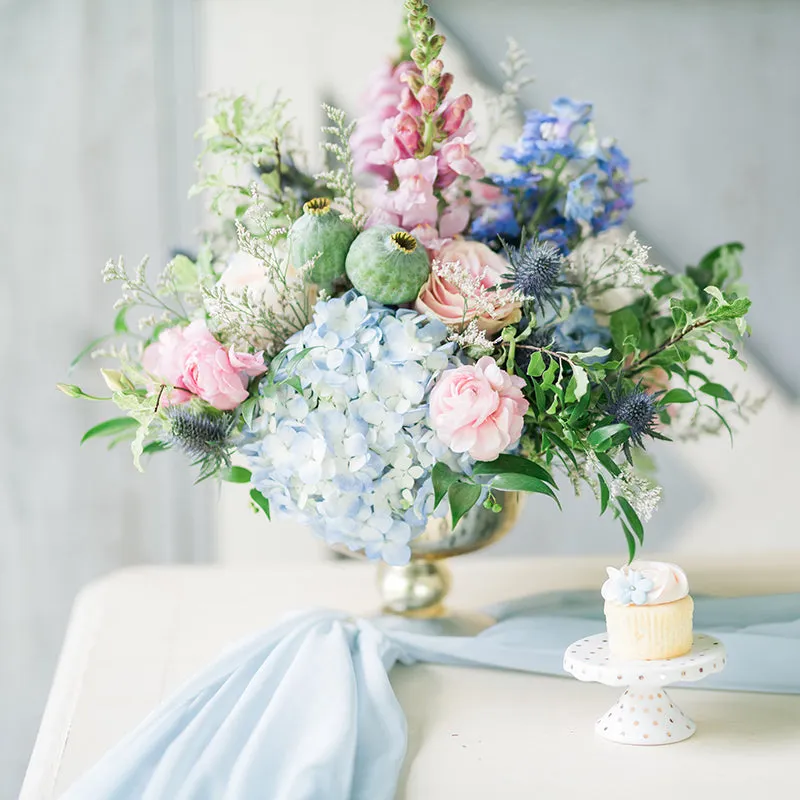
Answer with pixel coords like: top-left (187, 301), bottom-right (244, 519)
top-left (62, 592), bottom-right (800, 799)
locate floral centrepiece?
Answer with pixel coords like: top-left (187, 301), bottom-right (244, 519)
top-left (61, 1), bottom-right (755, 566)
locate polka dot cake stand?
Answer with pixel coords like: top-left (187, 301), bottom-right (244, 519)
top-left (563, 632), bottom-right (726, 745)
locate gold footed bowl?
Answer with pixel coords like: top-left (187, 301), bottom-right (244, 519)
top-left (349, 492), bottom-right (522, 634)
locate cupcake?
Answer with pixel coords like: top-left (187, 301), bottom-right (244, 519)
top-left (602, 561), bottom-right (693, 660)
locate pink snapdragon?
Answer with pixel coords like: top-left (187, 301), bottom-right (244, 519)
top-left (429, 357), bottom-right (528, 461)
top-left (350, 61), bottom-right (412, 176)
top-left (351, 49), bottom-right (487, 244)
top-left (436, 132), bottom-right (485, 188)
top-left (393, 156), bottom-right (439, 228)
top-left (142, 321), bottom-right (266, 411)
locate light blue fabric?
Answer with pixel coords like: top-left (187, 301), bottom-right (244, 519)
top-left (63, 592), bottom-right (800, 800)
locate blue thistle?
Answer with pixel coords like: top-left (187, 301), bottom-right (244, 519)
top-left (165, 406), bottom-right (235, 479)
top-left (501, 239), bottom-right (563, 313)
top-left (604, 381), bottom-right (668, 462)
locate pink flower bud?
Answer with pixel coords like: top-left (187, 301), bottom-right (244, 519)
top-left (398, 87), bottom-right (422, 116)
top-left (438, 73), bottom-right (454, 97)
top-left (428, 59), bottom-right (444, 80)
top-left (417, 85), bottom-right (438, 114)
top-left (441, 94), bottom-right (473, 135)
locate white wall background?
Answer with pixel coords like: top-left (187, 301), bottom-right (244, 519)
top-left (0, 2), bottom-right (212, 796)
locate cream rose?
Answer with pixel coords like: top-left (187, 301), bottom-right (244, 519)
top-left (415, 240), bottom-right (521, 335)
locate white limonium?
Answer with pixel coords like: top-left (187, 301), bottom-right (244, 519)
top-left (609, 465), bottom-right (663, 523)
top-left (240, 292), bottom-right (472, 565)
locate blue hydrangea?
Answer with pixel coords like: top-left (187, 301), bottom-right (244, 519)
top-left (553, 306), bottom-right (611, 362)
top-left (239, 293), bottom-right (472, 566)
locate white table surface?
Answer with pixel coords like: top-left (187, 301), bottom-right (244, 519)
top-left (21, 554), bottom-right (800, 799)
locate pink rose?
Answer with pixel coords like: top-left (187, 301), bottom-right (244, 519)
top-left (430, 357), bottom-right (528, 461)
top-left (142, 321), bottom-right (266, 411)
top-left (415, 240), bottom-right (521, 335)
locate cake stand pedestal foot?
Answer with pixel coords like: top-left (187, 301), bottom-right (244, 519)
top-left (596, 686), bottom-right (695, 745)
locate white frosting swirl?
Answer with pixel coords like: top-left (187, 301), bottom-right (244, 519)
top-left (601, 560), bottom-right (689, 606)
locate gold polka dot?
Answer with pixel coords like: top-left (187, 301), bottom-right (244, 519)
top-left (648, 694), bottom-right (654, 700)
top-left (657, 693), bottom-right (662, 698)
top-left (653, 721), bottom-right (659, 726)
top-left (633, 721), bottom-right (639, 727)
top-left (630, 706), bottom-right (636, 712)
top-left (667, 732), bottom-right (672, 738)
top-left (643, 734), bottom-right (649, 739)
top-left (657, 707), bottom-right (663, 713)
top-left (643, 708), bottom-right (650, 713)
top-left (616, 675), bottom-right (622, 680)
top-left (638, 695), bottom-right (644, 700)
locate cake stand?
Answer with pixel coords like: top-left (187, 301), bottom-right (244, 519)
top-left (563, 632), bottom-right (726, 745)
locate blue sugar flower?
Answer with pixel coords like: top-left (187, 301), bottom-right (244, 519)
top-left (615, 570), bottom-right (654, 605)
top-left (553, 306), bottom-right (611, 361)
top-left (240, 293), bottom-right (474, 566)
top-left (564, 173), bottom-right (604, 223)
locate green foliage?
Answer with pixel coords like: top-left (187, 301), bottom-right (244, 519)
top-left (80, 417), bottom-right (140, 445)
top-left (220, 466), bottom-right (252, 483)
top-left (250, 488), bottom-right (271, 519)
top-left (191, 93), bottom-right (314, 226)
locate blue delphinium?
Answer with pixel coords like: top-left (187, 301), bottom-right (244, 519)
top-left (239, 292), bottom-right (472, 566)
top-left (552, 306), bottom-right (611, 362)
top-left (471, 96), bottom-right (634, 250)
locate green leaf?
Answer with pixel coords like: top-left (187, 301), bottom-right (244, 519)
top-left (240, 396), bottom-right (258, 429)
top-left (489, 473), bottom-right (561, 508)
top-left (706, 405), bottom-right (734, 445)
top-left (587, 423), bottom-right (630, 451)
top-left (617, 496), bottom-right (644, 544)
top-left (707, 296), bottom-right (752, 321)
top-left (661, 388), bottom-right (695, 404)
top-left (596, 452), bottom-right (621, 477)
top-left (232, 95), bottom-right (245, 135)
top-left (68, 335), bottom-right (111, 372)
top-left (249, 488), bottom-right (271, 519)
top-left (622, 524), bottom-right (637, 564)
top-left (113, 307), bottom-right (128, 334)
top-left (598, 473), bottom-right (610, 515)
top-left (81, 417), bottom-right (140, 444)
top-left (610, 308), bottom-right (641, 355)
top-left (569, 365), bottom-right (589, 402)
top-left (531, 379), bottom-right (546, 412)
top-left (448, 481), bottom-right (482, 529)
top-left (472, 454), bottom-right (557, 488)
top-left (540, 357), bottom-right (559, 389)
top-left (220, 466), bottom-right (252, 483)
top-left (432, 462), bottom-right (461, 509)
top-left (699, 382), bottom-right (735, 402)
top-left (142, 441), bottom-right (170, 455)
top-left (526, 351), bottom-right (546, 378)
top-left (652, 275), bottom-right (676, 298)
top-left (544, 431), bottom-right (580, 470)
